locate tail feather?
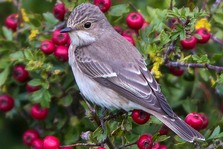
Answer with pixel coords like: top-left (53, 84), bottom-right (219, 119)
top-left (151, 112), bottom-right (205, 142)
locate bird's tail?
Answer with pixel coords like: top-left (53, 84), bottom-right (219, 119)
top-left (151, 112), bottom-right (205, 142)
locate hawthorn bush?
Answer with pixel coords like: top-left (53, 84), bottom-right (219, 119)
top-left (1, 0), bottom-right (223, 149)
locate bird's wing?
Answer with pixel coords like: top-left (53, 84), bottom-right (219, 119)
top-left (74, 35), bottom-right (175, 118)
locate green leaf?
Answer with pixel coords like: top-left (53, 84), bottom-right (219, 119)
top-left (28, 79), bottom-right (42, 86)
top-left (182, 99), bottom-right (197, 113)
top-left (2, 26), bottom-right (13, 41)
top-left (41, 89), bottom-right (51, 107)
top-left (58, 94), bottom-right (73, 107)
top-left (108, 4), bottom-right (129, 16)
top-left (208, 126), bottom-right (221, 140)
top-left (43, 12), bottom-right (59, 29)
top-left (200, 69), bottom-right (210, 81)
top-left (9, 51), bottom-right (24, 61)
top-left (0, 67), bottom-right (10, 86)
top-left (156, 135), bottom-right (170, 142)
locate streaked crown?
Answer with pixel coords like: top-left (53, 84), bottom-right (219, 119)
top-left (67, 3), bottom-right (106, 28)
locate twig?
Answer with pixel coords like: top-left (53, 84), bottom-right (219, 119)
top-left (164, 41), bottom-right (176, 63)
top-left (60, 143), bottom-right (100, 148)
top-left (202, 0), bottom-right (209, 10)
top-left (81, 94), bottom-right (115, 149)
top-left (211, 35), bottom-right (223, 47)
top-left (117, 142), bottom-right (136, 149)
top-left (211, 0), bottom-right (223, 11)
top-left (169, 0), bottom-right (173, 10)
top-left (166, 61), bottom-right (223, 72)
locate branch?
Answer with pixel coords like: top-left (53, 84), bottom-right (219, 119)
top-left (81, 94), bottom-right (115, 149)
top-left (211, 35), bottom-right (223, 46)
top-left (211, 0), bottom-right (223, 11)
top-left (166, 61), bottom-right (223, 72)
top-left (169, 0), bottom-right (173, 10)
top-left (202, 0), bottom-right (209, 10)
top-left (60, 143), bottom-right (100, 148)
top-left (117, 142), bottom-right (136, 149)
top-left (164, 41), bottom-right (176, 63)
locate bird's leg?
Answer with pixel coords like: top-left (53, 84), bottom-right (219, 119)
top-left (99, 107), bottom-right (108, 133)
top-left (193, 141), bottom-right (201, 149)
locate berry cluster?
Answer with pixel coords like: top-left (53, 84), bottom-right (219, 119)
top-left (22, 130), bottom-right (64, 149)
top-left (40, 29), bottom-right (70, 62)
top-left (93, 0), bottom-right (148, 46)
top-left (137, 134), bottom-right (168, 149)
top-left (181, 28), bottom-right (211, 50)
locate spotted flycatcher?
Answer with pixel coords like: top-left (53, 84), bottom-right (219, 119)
top-left (61, 3), bottom-right (205, 142)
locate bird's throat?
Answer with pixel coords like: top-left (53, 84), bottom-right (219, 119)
top-left (69, 31), bottom-right (96, 47)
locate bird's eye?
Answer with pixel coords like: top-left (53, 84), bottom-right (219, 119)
top-left (84, 22), bottom-right (91, 28)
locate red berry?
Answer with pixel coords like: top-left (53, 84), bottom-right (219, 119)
top-left (54, 45), bottom-right (68, 62)
top-left (43, 136), bottom-right (60, 149)
top-left (31, 104), bottom-right (48, 120)
top-left (93, 0), bottom-right (111, 13)
top-left (185, 112), bottom-right (203, 131)
top-left (159, 145), bottom-right (168, 149)
top-left (152, 142), bottom-right (160, 149)
top-left (123, 35), bottom-right (135, 46)
top-left (0, 95), bottom-right (14, 112)
top-left (168, 66), bottom-right (184, 76)
top-left (180, 36), bottom-right (197, 50)
top-left (97, 147), bottom-right (106, 149)
top-left (126, 12), bottom-right (144, 30)
top-left (131, 109), bottom-right (150, 124)
top-left (195, 28), bottom-right (211, 43)
top-left (5, 13), bottom-right (18, 31)
top-left (52, 30), bottom-right (69, 45)
top-left (122, 29), bottom-right (138, 38)
top-left (23, 129), bottom-right (40, 146)
top-left (13, 65), bottom-right (29, 82)
top-left (198, 113), bottom-right (208, 129)
top-left (137, 134), bottom-right (153, 149)
top-left (113, 26), bottom-right (123, 35)
top-left (53, 3), bottom-right (66, 21)
top-left (40, 40), bottom-right (55, 55)
top-left (158, 125), bottom-right (169, 136)
top-left (26, 84), bottom-right (40, 93)
top-left (31, 138), bottom-right (43, 149)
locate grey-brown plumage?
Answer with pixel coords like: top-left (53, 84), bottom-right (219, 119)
top-left (61, 3), bottom-right (205, 142)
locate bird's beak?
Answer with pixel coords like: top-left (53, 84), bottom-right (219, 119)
top-left (60, 27), bottom-right (72, 33)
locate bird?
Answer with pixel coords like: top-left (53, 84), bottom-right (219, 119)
top-left (60, 3), bottom-right (205, 143)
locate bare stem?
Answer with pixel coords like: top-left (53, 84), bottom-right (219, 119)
top-left (211, 35), bottom-right (223, 47)
top-left (60, 143), bottom-right (100, 148)
top-left (166, 61), bottom-right (223, 72)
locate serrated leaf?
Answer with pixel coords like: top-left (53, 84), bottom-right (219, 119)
top-left (213, 132), bottom-right (223, 139)
top-left (0, 67), bottom-right (10, 86)
top-left (2, 26), bottom-right (13, 41)
top-left (108, 4), bottom-right (129, 16)
top-left (208, 126), bottom-right (220, 140)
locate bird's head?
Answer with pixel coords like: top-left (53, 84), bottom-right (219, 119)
top-left (61, 3), bottom-right (111, 47)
